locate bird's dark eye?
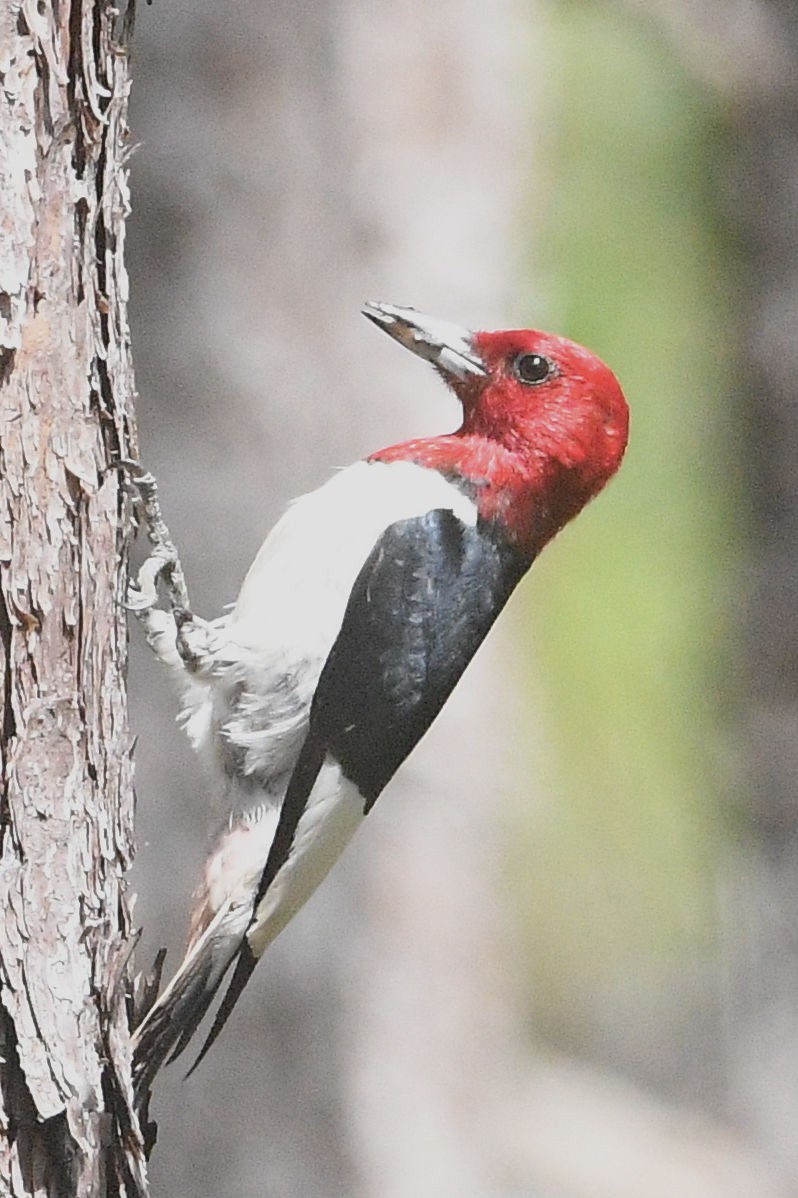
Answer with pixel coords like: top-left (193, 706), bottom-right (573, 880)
top-left (513, 352), bottom-right (554, 385)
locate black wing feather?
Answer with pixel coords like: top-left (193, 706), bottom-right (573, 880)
top-left (310, 508), bottom-right (529, 809)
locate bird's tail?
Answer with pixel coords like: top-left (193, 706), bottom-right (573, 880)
top-left (132, 892), bottom-right (254, 1095)
top-left (133, 804), bottom-right (279, 1096)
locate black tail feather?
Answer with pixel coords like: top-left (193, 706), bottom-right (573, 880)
top-left (132, 905), bottom-right (245, 1095)
top-left (185, 943), bottom-right (258, 1077)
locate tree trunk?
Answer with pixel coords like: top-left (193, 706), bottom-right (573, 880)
top-left (0, 3), bottom-right (145, 1194)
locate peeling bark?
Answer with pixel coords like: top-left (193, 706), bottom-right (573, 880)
top-left (0, 2), bottom-right (145, 1195)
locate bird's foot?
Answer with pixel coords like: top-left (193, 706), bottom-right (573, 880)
top-left (111, 459), bottom-right (212, 671)
top-left (115, 459), bottom-right (191, 615)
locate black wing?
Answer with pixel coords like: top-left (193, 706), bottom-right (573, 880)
top-left (265, 505), bottom-right (529, 883)
top-left (190, 508), bottom-right (529, 1068)
top-left (311, 506), bottom-right (530, 809)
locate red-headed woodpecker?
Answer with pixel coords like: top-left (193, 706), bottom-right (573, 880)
top-left (131, 302), bottom-right (628, 1087)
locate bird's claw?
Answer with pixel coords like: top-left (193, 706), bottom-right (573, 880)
top-left (111, 458), bottom-right (192, 617)
top-left (125, 552), bottom-right (176, 613)
top-left (125, 583), bottom-right (154, 614)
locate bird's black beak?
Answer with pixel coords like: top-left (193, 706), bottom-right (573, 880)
top-left (362, 301), bottom-right (487, 381)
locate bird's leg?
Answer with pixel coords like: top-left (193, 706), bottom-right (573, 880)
top-left (125, 463), bottom-right (190, 609)
top-left (118, 461), bottom-right (214, 674)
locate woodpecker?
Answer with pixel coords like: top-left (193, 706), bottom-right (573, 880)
top-left (130, 302), bottom-right (628, 1088)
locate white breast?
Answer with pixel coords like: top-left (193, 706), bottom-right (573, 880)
top-left (232, 458), bottom-right (477, 653)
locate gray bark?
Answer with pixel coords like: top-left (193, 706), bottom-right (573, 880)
top-left (0, 3), bottom-right (145, 1195)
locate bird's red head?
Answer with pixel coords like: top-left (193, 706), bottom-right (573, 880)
top-left (466, 326), bottom-right (628, 496)
top-left (364, 303), bottom-right (629, 557)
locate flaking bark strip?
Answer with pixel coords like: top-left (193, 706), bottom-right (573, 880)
top-left (0, 4), bottom-right (145, 1195)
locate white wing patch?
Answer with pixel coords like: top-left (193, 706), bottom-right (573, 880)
top-left (245, 755), bottom-right (365, 959)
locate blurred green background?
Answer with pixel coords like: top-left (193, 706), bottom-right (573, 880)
top-left (512, 0), bottom-right (745, 1052)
